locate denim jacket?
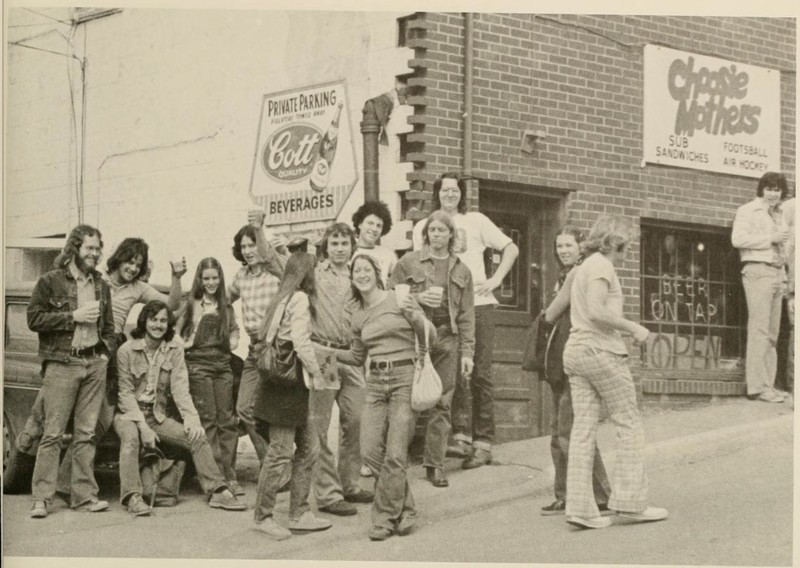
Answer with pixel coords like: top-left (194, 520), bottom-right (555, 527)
top-left (116, 338), bottom-right (200, 428)
top-left (731, 197), bottom-right (788, 265)
top-left (389, 247), bottom-right (475, 360)
top-left (27, 265), bottom-right (116, 364)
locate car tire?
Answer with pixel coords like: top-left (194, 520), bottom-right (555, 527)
top-left (3, 414), bottom-right (35, 494)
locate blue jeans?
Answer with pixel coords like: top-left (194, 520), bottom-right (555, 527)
top-left (309, 363), bottom-right (366, 507)
top-left (253, 421), bottom-right (316, 522)
top-left (32, 356), bottom-right (107, 506)
top-left (423, 327), bottom-right (459, 469)
top-left (452, 304), bottom-right (495, 447)
top-left (236, 345), bottom-right (269, 462)
top-left (361, 366), bottom-right (417, 531)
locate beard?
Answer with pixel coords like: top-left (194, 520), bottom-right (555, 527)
top-left (73, 253), bottom-right (96, 274)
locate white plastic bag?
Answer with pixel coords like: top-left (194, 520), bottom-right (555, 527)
top-left (411, 322), bottom-right (443, 412)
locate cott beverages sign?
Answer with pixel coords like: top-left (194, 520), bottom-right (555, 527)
top-left (643, 45), bottom-right (780, 178)
top-left (249, 81), bottom-right (358, 224)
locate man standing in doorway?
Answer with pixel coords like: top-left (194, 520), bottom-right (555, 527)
top-left (732, 171), bottom-right (791, 403)
top-left (412, 173), bottom-right (519, 469)
top-left (27, 225), bottom-right (117, 518)
top-left (308, 222), bottom-right (373, 517)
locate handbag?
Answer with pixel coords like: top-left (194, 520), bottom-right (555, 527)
top-left (411, 322), bottom-right (443, 412)
top-left (256, 296), bottom-right (301, 386)
top-left (521, 311), bottom-right (550, 372)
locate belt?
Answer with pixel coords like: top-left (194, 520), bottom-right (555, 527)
top-left (743, 261), bottom-right (784, 269)
top-left (69, 343), bottom-right (104, 358)
top-left (311, 335), bottom-right (350, 350)
top-left (369, 358), bottom-right (416, 372)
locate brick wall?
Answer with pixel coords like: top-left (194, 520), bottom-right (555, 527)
top-left (406, 13), bottom-right (796, 320)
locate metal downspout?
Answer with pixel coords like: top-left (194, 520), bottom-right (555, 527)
top-left (360, 100), bottom-right (380, 202)
top-left (463, 12), bottom-right (474, 176)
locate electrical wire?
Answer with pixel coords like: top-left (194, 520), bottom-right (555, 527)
top-left (22, 8), bottom-right (72, 25)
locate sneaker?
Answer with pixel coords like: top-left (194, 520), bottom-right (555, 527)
top-left (541, 499), bottom-right (566, 516)
top-left (757, 391), bottom-right (784, 403)
top-left (462, 448), bottom-right (492, 470)
top-left (30, 501), bottom-right (48, 519)
top-left (288, 511), bottom-right (332, 532)
top-left (254, 517), bottom-right (291, 541)
top-left (617, 506), bottom-right (669, 523)
top-left (566, 515), bottom-right (613, 529)
top-left (127, 494), bottom-right (152, 517)
top-left (208, 489), bottom-right (247, 511)
top-left (74, 499), bottom-right (110, 513)
top-left (360, 464), bottom-right (373, 478)
top-left (228, 480), bottom-right (245, 496)
top-left (368, 526), bottom-right (393, 541)
top-left (319, 500), bottom-right (357, 516)
top-left (344, 489), bottom-right (374, 504)
top-left (445, 440), bottom-right (472, 458)
top-left (772, 388), bottom-right (789, 400)
top-left (396, 514), bottom-right (416, 536)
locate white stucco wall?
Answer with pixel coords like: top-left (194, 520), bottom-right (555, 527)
top-left (6, 8), bottom-right (415, 287)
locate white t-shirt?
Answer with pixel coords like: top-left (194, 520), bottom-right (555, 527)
top-left (351, 245), bottom-right (398, 289)
top-left (566, 252), bottom-right (628, 355)
top-left (412, 211), bottom-right (513, 306)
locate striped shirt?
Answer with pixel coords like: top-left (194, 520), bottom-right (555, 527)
top-left (229, 263), bottom-right (281, 340)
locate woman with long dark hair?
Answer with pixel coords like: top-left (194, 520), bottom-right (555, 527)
top-left (251, 252), bottom-right (331, 540)
top-left (336, 254), bottom-right (435, 541)
top-left (540, 228), bottom-right (610, 516)
top-left (178, 257), bottom-right (241, 494)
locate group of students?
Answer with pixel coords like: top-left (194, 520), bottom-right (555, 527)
top-left (21, 168), bottom-right (705, 539)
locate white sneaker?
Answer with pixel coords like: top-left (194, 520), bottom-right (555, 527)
top-left (617, 506), bottom-right (669, 523)
top-left (254, 517), bottom-right (291, 540)
top-left (566, 515), bottom-right (612, 529)
top-left (288, 511), bottom-right (332, 532)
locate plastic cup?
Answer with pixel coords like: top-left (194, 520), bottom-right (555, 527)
top-left (429, 286), bottom-right (444, 307)
top-left (171, 256), bottom-right (184, 273)
top-left (395, 284), bottom-right (410, 305)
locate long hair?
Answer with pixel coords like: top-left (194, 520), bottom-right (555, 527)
top-left (756, 171), bottom-right (789, 199)
top-left (584, 215), bottom-right (636, 255)
top-left (54, 224), bottom-right (103, 269)
top-left (432, 172), bottom-right (468, 214)
top-left (422, 210), bottom-right (456, 254)
top-left (258, 252), bottom-right (316, 341)
top-left (131, 300), bottom-right (176, 342)
top-left (352, 201), bottom-right (392, 237)
top-left (232, 225), bottom-right (260, 265)
top-left (553, 226), bottom-right (585, 270)
top-left (317, 222), bottom-right (356, 260)
top-left (349, 254), bottom-right (384, 308)
top-left (106, 238), bottom-right (150, 280)
top-left (180, 257), bottom-right (230, 343)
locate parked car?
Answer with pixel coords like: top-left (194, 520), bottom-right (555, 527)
top-left (2, 282), bottom-right (244, 494)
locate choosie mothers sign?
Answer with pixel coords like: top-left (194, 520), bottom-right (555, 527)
top-left (249, 80), bottom-right (358, 224)
top-left (643, 45), bottom-right (780, 178)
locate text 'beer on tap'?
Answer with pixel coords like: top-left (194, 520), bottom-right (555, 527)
top-left (310, 101), bottom-right (343, 192)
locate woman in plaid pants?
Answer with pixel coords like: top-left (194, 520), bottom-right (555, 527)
top-left (562, 215), bottom-right (668, 530)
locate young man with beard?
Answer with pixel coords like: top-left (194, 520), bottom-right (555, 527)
top-left (5, 238), bottom-right (188, 496)
top-left (114, 300), bottom-right (245, 514)
top-left (308, 223), bottom-right (374, 517)
top-left (412, 173), bottom-right (519, 470)
top-left (27, 225), bottom-right (117, 518)
top-left (229, 212), bottom-right (288, 464)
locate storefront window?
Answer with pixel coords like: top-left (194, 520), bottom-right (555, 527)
top-left (640, 222), bottom-right (746, 371)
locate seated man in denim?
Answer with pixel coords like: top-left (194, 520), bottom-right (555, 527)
top-left (114, 300), bottom-right (245, 515)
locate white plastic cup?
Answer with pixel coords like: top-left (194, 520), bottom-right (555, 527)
top-left (429, 286), bottom-right (444, 307)
top-left (171, 256), bottom-right (184, 273)
top-left (395, 284), bottom-right (410, 305)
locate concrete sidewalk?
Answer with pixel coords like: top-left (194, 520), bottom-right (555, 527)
top-left (231, 396), bottom-right (794, 557)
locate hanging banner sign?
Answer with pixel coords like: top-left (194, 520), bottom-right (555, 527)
top-left (643, 45), bottom-right (780, 178)
top-left (248, 80), bottom-right (358, 224)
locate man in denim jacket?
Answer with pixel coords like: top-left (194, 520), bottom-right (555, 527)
top-left (391, 210), bottom-right (475, 487)
top-left (27, 225), bottom-right (117, 518)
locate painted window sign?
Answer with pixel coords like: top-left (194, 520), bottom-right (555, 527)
top-left (249, 81), bottom-right (358, 225)
top-left (643, 45), bottom-right (780, 178)
top-left (640, 223), bottom-right (746, 371)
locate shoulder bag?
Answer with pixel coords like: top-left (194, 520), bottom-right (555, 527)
top-left (411, 321), bottom-right (443, 412)
top-left (256, 295), bottom-right (301, 386)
